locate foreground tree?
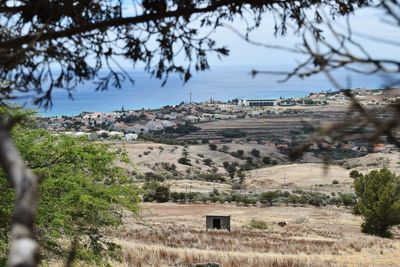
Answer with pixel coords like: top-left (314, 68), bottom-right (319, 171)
top-left (353, 168), bottom-right (400, 237)
top-left (0, 108), bottom-right (139, 265)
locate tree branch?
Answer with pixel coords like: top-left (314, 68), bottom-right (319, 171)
top-left (0, 0), bottom-right (237, 49)
top-left (0, 119), bottom-right (39, 267)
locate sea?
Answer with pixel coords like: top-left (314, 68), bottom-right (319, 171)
top-left (19, 66), bottom-right (389, 117)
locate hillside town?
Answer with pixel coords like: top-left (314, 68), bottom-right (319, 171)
top-left (39, 88), bottom-right (399, 153)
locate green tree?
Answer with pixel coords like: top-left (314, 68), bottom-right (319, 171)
top-left (142, 181), bottom-right (170, 203)
top-left (354, 168), bottom-right (400, 237)
top-left (259, 191), bottom-right (281, 206)
top-left (0, 123), bottom-right (139, 264)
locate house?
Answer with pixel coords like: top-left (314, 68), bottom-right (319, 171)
top-left (238, 99), bottom-right (278, 107)
top-left (125, 133), bottom-right (138, 141)
top-left (206, 215), bottom-right (231, 231)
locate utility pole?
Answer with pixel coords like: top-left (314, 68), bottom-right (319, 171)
top-left (190, 92), bottom-right (192, 104)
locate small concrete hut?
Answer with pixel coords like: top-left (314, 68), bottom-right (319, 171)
top-left (206, 215), bottom-right (231, 231)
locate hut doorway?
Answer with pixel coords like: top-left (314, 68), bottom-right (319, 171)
top-left (213, 218), bottom-right (221, 229)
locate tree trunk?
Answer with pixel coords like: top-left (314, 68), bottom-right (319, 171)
top-left (0, 122), bottom-right (39, 267)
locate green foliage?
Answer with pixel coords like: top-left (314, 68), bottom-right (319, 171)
top-left (0, 126), bottom-right (139, 263)
top-left (248, 219), bottom-right (268, 230)
top-left (339, 193), bottom-right (356, 207)
top-left (353, 168), bottom-right (400, 237)
top-left (349, 170), bottom-right (362, 179)
top-left (142, 181), bottom-right (170, 203)
top-left (259, 191), bottom-right (281, 206)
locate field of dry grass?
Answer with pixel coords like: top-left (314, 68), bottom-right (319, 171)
top-left (110, 203), bottom-right (400, 267)
top-left (115, 142), bottom-right (289, 175)
top-left (244, 163), bottom-right (353, 193)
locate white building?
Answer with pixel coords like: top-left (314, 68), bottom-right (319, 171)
top-left (125, 133), bottom-right (138, 141)
top-left (238, 99), bottom-right (278, 107)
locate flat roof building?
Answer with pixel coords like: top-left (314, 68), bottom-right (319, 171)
top-left (206, 215), bottom-right (231, 231)
top-left (238, 99), bottom-right (277, 107)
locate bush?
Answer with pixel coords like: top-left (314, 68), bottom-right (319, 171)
top-left (231, 149), bottom-right (244, 158)
top-left (142, 181), bottom-right (170, 203)
top-left (251, 148), bottom-right (261, 158)
top-left (248, 219), bottom-right (268, 230)
top-left (349, 170), bottom-right (362, 179)
top-left (220, 145), bottom-right (230, 152)
top-left (259, 191), bottom-right (281, 206)
top-left (262, 156), bottom-right (271, 165)
top-left (354, 168), bottom-right (400, 237)
top-left (161, 162), bottom-right (177, 172)
top-left (223, 161), bottom-right (237, 178)
top-left (178, 157), bottom-right (191, 166)
top-left (144, 172), bottom-right (166, 182)
top-left (332, 179), bottom-right (339, 185)
top-left (203, 158), bottom-right (213, 166)
top-left (339, 193), bottom-right (356, 207)
top-left (208, 143), bottom-right (217, 151)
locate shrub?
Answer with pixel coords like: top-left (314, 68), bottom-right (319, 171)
top-left (142, 181), bottom-right (170, 203)
top-left (248, 219), bottom-right (268, 230)
top-left (251, 148), bottom-right (261, 158)
top-left (161, 162), bottom-right (177, 172)
top-left (220, 145), bottom-right (230, 152)
top-left (231, 149), bottom-right (244, 158)
top-left (208, 143), bottom-right (217, 151)
top-left (223, 161), bottom-right (237, 178)
top-left (332, 179), bottom-right (339, 185)
top-left (262, 156), bottom-right (271, 165)
top-left (339, 193), bottom-right (356, 207)
top-left (354, 168), bottom-right (400, 237)
top-left (259, 191), bottom-right (281, 206)
top-left (203, 158), bottom-right (213, 166)
top-left (144, 172), bottom-right (166, 182)
top-left (349, 170), bottom-right (362, 179)
top-left (178, 157), bottom-right (191, 166)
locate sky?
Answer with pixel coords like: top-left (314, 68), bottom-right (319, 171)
top-left (178, 6), bottom-right (400, 68)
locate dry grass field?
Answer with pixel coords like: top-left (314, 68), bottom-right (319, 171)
top-left (110, 203), bottom-right (400, 267)
top-left (115, 142), bottom-right (289, 174)
top-left (244, 163), bottom-right (353, 193)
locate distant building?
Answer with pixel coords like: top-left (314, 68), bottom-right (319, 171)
top-left (238, 99), bottom-right (277, 107)
top-left (206, 215), bottom-right (231, 231)
top-left (125, 133), bottom-right (138, 141)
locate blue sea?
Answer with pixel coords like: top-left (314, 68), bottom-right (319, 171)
top-left (20, 66), bottom-right (388, 117)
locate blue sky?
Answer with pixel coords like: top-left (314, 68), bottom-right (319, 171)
top-left (193, 6), bottom-right (400, 68)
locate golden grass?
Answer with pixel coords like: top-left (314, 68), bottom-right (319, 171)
top-left (109, 203), bottom-right (400, 267)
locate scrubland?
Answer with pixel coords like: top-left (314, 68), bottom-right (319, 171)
top-left (110, 203), bottom-right (400, 267)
